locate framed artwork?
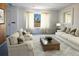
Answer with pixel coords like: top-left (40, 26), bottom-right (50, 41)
top-left (34, 14), bottom-right (41, 27)
top-left (0, 9), bottom-right (5, 23)
top-left (64, 8), bottom-right (74, 25)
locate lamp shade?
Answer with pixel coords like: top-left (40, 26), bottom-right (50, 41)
top-left (56, 23), bottom-right (61, 26)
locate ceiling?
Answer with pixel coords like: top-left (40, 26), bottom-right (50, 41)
top-left (12, 3), bottom-right (73, 10)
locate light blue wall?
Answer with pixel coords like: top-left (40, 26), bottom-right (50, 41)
top-left (6, 4), bottom-right (26, 36)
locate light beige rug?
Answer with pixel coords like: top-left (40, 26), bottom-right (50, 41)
top-left (32, 34), bottom-right (79, 56)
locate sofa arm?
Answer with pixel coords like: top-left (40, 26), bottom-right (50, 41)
top-left (8, 42), bottom-right (28, 48)
top-left (8, 42), bottom-right (34, 56)
top-left (8, 41), bottom-right (33, 50)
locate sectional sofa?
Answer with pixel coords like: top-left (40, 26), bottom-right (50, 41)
top-left (55, 27), bottom-right (79, 51)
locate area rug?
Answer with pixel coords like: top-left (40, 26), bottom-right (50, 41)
top-left (32, 34), bottom-right (79, 56)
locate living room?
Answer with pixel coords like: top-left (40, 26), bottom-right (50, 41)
top-left (1, 3), bottom-right (79, 56)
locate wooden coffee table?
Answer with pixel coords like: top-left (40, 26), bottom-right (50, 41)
top-left (40, 37), bottom-right (60, 51)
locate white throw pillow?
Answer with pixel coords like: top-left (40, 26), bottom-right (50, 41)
top-left (24, 34), bottom-right (32, 41)
top-left (24, 30), bottom-right (27, 34)
top-left (9, 32), bottom-right (19, 45)
top-left (9, 36), bottom-right (18, 45)
top-left (12, 32), bottom-right (19, 38)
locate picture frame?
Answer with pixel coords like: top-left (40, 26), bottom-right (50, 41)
top-left (0, 9), bottom-right (5, 23)
top-left (63, 8), bottom-right (74, 25)
top-left (34, 14), bottom-right (41, 27)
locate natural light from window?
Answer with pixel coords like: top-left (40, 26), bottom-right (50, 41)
top-left (25, 12), bottom-right (50, 29)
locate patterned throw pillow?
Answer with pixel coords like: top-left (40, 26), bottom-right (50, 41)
top-left (75, 28), bottom-right (79, 37)
top-left (17, 37), bottom-right (23, 44)
top-left (70, 28), bottom-right (76, 35)
top-left (65, 27), bottom-right (71, 33)
top-left (19, 35), bottom-right (25, 42)
top-left (9, 36), bottom-right (18, 45)
top-left (9, 32), bottom-right (19, 45)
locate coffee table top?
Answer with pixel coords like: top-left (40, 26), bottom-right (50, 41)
top-left (40, 37), bottom-right (60, 46)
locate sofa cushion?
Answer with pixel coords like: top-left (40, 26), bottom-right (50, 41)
top-left (25, 41), bottom-right (33, 50)
top-left (65, 27), bottom-right (71, 33)
top-left (11, 32), bottom-right (19, 38)
top-left (9, 32), bottom-right (19, 45)
top-left (61, 27), bottom-right (67, 32)
top-left (19, 34), bottom-right (25, 42)
top-left (70, 28), bottom-right (76, 35)
top-left (19, 31), bottom-right (23, 36)
top-left (9, 36), bottom-right (18, 45)
top-left (75, 28), bottom-right (79, 37)
top-left (17, 37), bottom-right (23, 44)
top-left (56, 31), bottom-right (74, 40)
top-left (22, 30), bottom-right (29, 35)
top-left (68, 37), bottom-right (79, 45)
top-left (24, 34), bottom-right (32, 41)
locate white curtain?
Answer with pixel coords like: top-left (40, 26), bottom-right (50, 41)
top-left (25, 12), bottom-right (50, 29)
top-left (28, 12), bottom-right (34, 29)
top-left (25, 12), bottom-right (29, 29)
top-left (41, 13), bottom-right (50, 29)
top-left (25, 12), bottom-right (34, 29)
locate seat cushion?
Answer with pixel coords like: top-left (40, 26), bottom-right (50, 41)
top-left (56, 32), bottom-right (74, 40)
top-left (68, 37), bottom-right (79, 45)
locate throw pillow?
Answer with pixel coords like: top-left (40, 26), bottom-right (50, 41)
top-left (22, 30), bottom-right (28, 35)
top-left (75, 28), bottom-right (79, 37)
top-left (19, 35), bottom-right (25, 42)
top-left (65, 27), bottom-right (71, 33)
top-left (9, 32), bottom-right (20, 45)
top-left (24, 34), bottom-right (32, 41)
top-left (70, 28), bottom-right (76, 35)
top-left (17, 37), bottom-right (23, 44)
top-left (22, 32), bottom-right (26, 35)
top-left (61, 27), bottom-right (67, 32)
top-left (9, 36), bottom-right (18, 45)
top-left (12, 32), bottom-right (19, 38)
top-left (19, 31), bottom-right (23, 36)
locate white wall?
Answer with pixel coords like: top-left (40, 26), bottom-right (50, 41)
top-left (17, 7), bottom-right (26, 30)
top-left (59, 4), bottom-right (79, 28)
top-left (49, 11), bottom-right (59, 33)
top-left (6, 5), bottom-right (17, 35)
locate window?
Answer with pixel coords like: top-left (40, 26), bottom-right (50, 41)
top-left (34, 14), bottom-right (41, 27)
top-left (25, 12), bottom-right (50, 29)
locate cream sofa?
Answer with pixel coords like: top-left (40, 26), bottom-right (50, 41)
top-left (7, 30), bottom-right (34, 56)
top-left (55, 27), bottom-right (79, 51)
